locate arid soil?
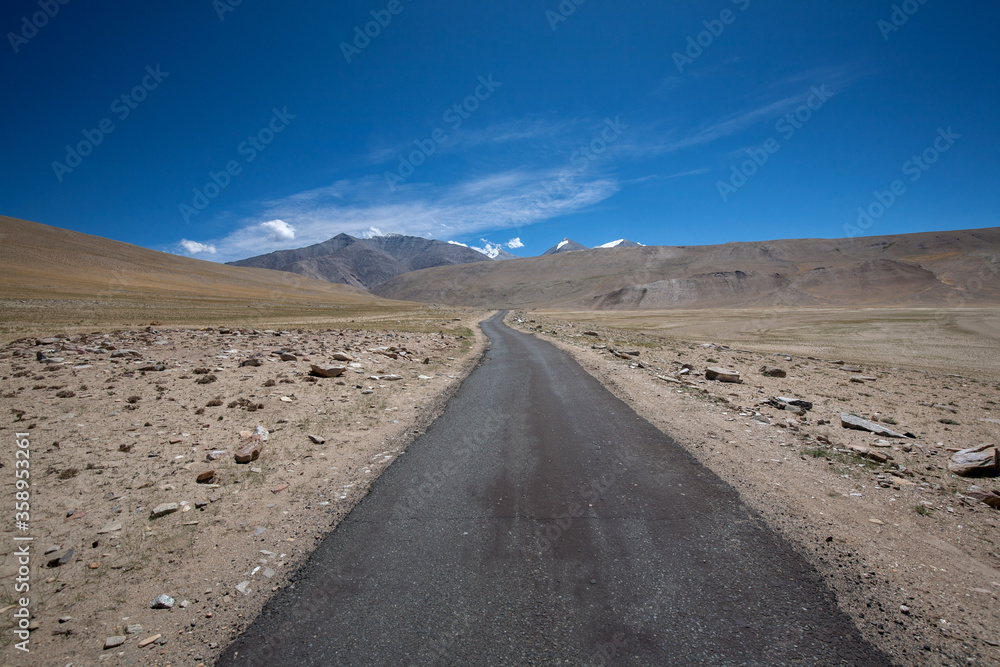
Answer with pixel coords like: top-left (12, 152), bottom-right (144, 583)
top-left (509, 310), bottom-right (1000, 666)
top-left (0, 316), bottom-right (487, 666)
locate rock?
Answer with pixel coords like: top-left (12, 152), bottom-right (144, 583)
top-left (196, 471), bottom-right (217, 484)
top-left (97, 521), bottom-right (122, 534)
top-left (46, 548), bottom-right (74, 568)
top-left (280, 353), bottom-right (298, 362)
top-left (759, 366), bottom-right (787, 378)
top-left (234, 426), bottom-right (268, 464)
top-left (968, 490), bottom-right (1000, 508)
top-left (271, 484), bottom-right (289, 494)
top-left (240, 358), bottom-right (263, 367)
top-left (207, 450), bottom-right (228, 461)
top-left (769, 396), bottom-right (814, 411)
top-left (235, 581), bottom-right (251, 595)
top-left (235, 436), bottom-right (264, 464)
top-left (308, 434), bottom-right (325, 444)
top-left (149, 503), bottom-right (179, 519)
top-left (110, 350), bottom-right (141, 358)
top-left (138, 634), bottom-right (162, 648)
top-left (847, 444), bottom-right (890, 464)
top-left (331, 352), bottom-right (353, 362)
top-left (310, 364), bottom-right (346, 378)
top-left (104, 635), bottom-right (127, 650)
top-left (138, 364), bottom-right (166, 372)
top-left (900, 605), bottom-right (911, 615)
top-left (851, 375), bottom-right (878, 382)
top-left (705, 367), bottom-right (742, 383)
top-left (150, 594), bottom-right (175, 609)
top-left (583, 331), bottom-right (600, 337)
top-left (948, 444), bottom-right (999, 477)
top-left (126, 624), bottom-right (143, 635)
top-left (839, 365), bottom-right (863, 373)
top-left (378, 375), bottom-right (403, 381)
top-left (840, 413), bottom-right (908, 438)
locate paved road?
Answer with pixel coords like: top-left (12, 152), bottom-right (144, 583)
top-left (218, 313), bottom-right (889, 666)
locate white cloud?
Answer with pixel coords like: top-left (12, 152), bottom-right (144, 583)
top-left (179, 169), bottom-right (618, 262)
top-left (507, 237), bottom-right (524, 249)
top-left (180, 239), bottom-right (217, 255)
top-left (472, 240), bottom-right (502, 258)
top-left (261, 219), bottom-right (295, 242)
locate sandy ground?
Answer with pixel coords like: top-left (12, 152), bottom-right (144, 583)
top-left (0, 315), bottom-right (488, 666)
top-left (509, 309), bottom-right (1000, 666)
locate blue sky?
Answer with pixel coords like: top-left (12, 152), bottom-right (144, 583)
top-left (2, 0), bottom-right (997, 261)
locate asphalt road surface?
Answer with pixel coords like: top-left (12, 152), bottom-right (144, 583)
top-left (218, 312), bottom-right (889, 666)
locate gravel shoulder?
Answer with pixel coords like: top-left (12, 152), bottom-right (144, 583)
top-left (509, 311), bottom-right (1000, 666)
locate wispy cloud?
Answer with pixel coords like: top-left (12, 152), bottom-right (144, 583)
top-left (174, 169), bottom-right (618, 262)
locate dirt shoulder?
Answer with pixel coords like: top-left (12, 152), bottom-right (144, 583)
top-left (508, 312), bottom-right (1000, 667)
top-left (0, 313), bottom-right (490, 666)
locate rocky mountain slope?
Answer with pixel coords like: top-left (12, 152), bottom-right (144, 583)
top-left (228, 233), bottom-right (492, 290)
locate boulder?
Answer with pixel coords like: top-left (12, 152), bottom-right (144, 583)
top-left (706, 367), bottom-right (742, 383)
top-left (310, 364), bottom-right (346, 378)
top-left (840, 413), bottom-right (908, 438)
top-left (948, 444), bottom-right (999, 477)
top-left (759, 366), bottom-right (786, 378)
top-left (240, 358), bottom-right (263, 367)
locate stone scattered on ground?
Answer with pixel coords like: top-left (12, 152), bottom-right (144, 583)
top-left (149, 503), bottom-right (179, 519)
top-left (840, 413), bottom-right (909, 438)
top-left (948, 444), bottom-right (999, 477)
top-left (150, 594), bottom-right (175, 609)
top-left (104, 636), bottom-right (127, 650)
top-left (310, 364), bottom-right (346, 378)
top-left (706, 366), bottom-right (742, 383)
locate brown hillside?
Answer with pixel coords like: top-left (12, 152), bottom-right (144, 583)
top-left (373, 228), bottom-right (1000, 309)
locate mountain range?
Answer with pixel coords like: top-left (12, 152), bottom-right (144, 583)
top-left (5, 215), bottom-right (997, 314)
top-left (372, 228), bottom-right (1000, 310)
top-left (228, 234), bottom-right (645, 289)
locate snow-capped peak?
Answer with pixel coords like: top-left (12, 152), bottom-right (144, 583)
top-left (556, 239), bottom-right (569, 250)
top-left (598, 239), bottom-right (626, 248)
